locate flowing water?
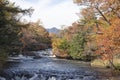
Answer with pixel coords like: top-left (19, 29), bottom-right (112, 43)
top-left (0, 49), bottom-right (119, 80)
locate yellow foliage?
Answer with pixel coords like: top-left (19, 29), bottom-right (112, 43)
top-left (52, 38), bottom-right (62, 51)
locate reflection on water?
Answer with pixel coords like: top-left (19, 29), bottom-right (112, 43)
top-left (0, 49), bottom-right (120, 80)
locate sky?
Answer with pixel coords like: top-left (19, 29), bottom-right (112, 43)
top-left (9, 0), bottom-right (81, 29)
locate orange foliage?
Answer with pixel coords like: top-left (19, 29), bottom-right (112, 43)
top-left (96, 18), bottom-right (120, 60)
top-left (63, 22), bottom-right (81, 41)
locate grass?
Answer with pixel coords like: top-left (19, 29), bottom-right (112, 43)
top-left (91, 58), bottom-right (120, 69)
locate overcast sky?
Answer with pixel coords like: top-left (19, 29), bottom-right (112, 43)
top-left (9, 0), bottom-right (81, 29)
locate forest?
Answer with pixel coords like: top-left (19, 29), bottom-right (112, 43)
top-left (52, 0), bottom-right (120, 70)
top-left (0, 0), bottom-right (120, 72)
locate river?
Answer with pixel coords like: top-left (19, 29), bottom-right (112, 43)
top-left (0, 49), bottom-right (119, 80)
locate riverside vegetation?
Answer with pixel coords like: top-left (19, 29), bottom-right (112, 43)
top-left (52, 0), bottom-right (120, 70)
top-left (0, 0), bottom-right (120, 72)
top-left (0, 0), bottom-right (51, 69)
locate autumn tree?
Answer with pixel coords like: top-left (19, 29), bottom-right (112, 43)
top-left (20, 21), bottom-right (51, 51)
top-left (73, 0), bottom-right (120, 69)
top-left (96, 18), bottom-right (120, 69)
top-left (74, 0), bottom-right (115, 24)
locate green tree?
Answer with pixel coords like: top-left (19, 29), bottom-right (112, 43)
top-left (68, 31), bottom-right (87, 60)
top-left (0, 0), bottom-right (33, 66)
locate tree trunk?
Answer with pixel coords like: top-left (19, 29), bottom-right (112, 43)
top-left (109, 59), bottom-right (117, 70)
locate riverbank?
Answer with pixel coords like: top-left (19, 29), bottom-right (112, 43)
top-left (0, 56), bottom-right (117, 80)
top-left (91, 58), bottom-right (120, 69)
